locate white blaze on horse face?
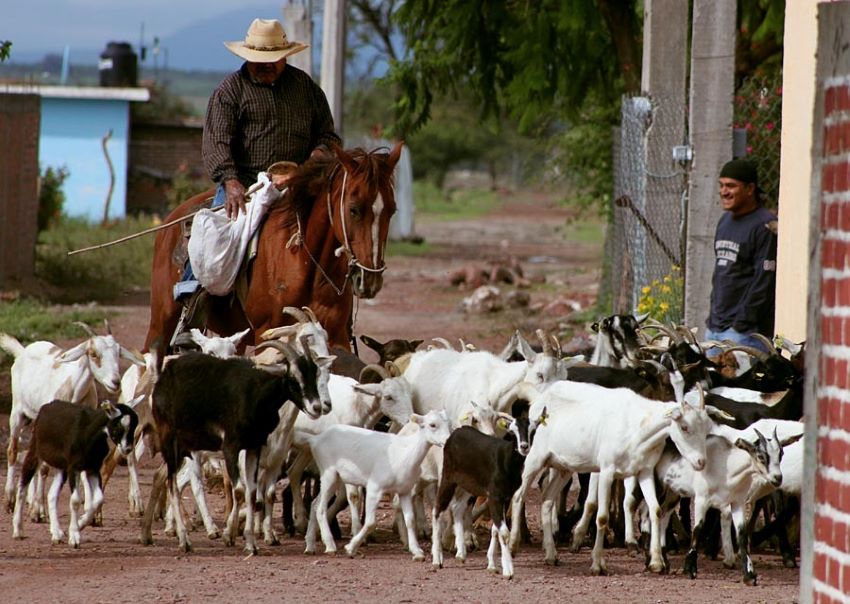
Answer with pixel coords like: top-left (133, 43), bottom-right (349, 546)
top-left (371, 192), bottom-right (384, 267)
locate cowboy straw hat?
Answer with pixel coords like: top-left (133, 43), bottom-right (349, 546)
top-left (224, 18), bottom-right (309, 63)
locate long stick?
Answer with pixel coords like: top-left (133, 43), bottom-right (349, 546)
top-left (66, 180), bottom-right (272, 257)
top-left (67, 199), bottom-right (217, 256)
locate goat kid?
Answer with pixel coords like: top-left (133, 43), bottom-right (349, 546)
top-left (432, 416), bottom-right (532, 578)
top-left (304, 410), bottom-right (451, 560)
top-left (12, 399), bottom-right (140, 547)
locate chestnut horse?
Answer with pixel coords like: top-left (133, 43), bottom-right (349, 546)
top-left (144, 143), bottom-right (402, 359)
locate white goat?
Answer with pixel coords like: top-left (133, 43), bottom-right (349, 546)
top-left (304, 410), bottom-right (451, 560)
top-left (0, 321), bottom-right (144, 513)
top-left (509, 379), bottom-right (714, 575)
top-left (286, 365), bottom-right (415, 537)
top-left (402, 332), bottom-right (574, 427)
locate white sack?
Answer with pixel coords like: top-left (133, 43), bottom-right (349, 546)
top-left (188, 172), bottom-right (281, 296)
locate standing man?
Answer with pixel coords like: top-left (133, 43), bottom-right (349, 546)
top-left (705, 158), bottom-right (778, 353)
top-left (173, 18), bottom-right (341, 331)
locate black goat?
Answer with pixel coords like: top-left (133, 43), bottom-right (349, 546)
top-left (12, 399), bottom-right (139, 547)
top-left (146, 342), bottom-right (327, 554)
top-left (431, 417), bottom-right (532, 578)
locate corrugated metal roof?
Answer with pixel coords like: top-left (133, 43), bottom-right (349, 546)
top-left (0, 84), bottom-right (149, 102)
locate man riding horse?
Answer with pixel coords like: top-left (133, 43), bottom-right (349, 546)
top-left (174, 17), bottom-right (341, 335)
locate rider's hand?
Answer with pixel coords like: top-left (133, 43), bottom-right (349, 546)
top-left (224, 179), bottom-right (246, 220)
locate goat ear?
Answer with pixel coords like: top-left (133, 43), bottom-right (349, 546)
top-left (100, 400), bottom-right (120, 419)
top-left (59, 341), bottom-right (89, 363)
top-left (735, 438), bottom-right (757, 454)
top-left (229, 328), bottom-right (251, 345)
top-left (536, 407), bottom-right (549, 427)
top-left (705, 405), bottom-right (736, 423)
top-left (780, 433), bottom-right (804, 447)
top-left (665, 406), bottom-right (683, 421)
top-left (121, 346), bottom-right (147, 367)
top-left (590, 322), bottom-right (600, 333)
top-left (359, 335), bottom-right (382, 352)
top-left (352, 383), bottom-right (380, 397)
top-left (127, 394), bottom-right (146, 409)
top-left (410, 413), bottom-right (425, 426)
top-left (317, 355), bottom-right (336, 369)
top-left (496, 417), bottom-right (509, 430)
top-left (410, 339), bottom-right (424, 350)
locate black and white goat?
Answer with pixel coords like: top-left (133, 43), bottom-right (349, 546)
top-left (11, 399), bottom-right (140, 547)
top-left (431, 415), bottom-right (532, 578)
top-left (147, 341), bottom-right (328, 554)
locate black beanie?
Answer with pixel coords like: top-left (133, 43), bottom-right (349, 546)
top-left (719, 158), bottom-right (759, 185)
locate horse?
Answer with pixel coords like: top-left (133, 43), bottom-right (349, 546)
top-left (144, 143), bottom-right (402, 360)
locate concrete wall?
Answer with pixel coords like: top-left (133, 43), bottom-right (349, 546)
top-left (776, 1), bottom-right (820, 343)
top-left (39, 97), bottom-right (130, 221)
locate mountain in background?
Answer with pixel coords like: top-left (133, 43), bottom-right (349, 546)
top-left (4, 4), bottom-right (387, 76)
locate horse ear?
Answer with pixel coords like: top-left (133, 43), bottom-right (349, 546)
top-left (332, 143), bottom-right (356, 173)
top-left (387, 141), bottom-right (404, 170)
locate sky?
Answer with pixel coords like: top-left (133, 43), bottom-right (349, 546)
top-left (7, 0), bottom-right (268, 52)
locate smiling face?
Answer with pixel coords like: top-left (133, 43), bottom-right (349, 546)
top-left (718, 177), bottom-right (758, 217)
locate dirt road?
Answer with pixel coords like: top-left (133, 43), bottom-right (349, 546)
top-left (0, 192), bottom-right (799, 603)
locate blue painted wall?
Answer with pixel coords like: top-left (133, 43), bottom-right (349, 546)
top-left (39, 98), bottom-right (130, 221)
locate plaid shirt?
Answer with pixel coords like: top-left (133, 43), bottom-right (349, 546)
top-left (203, 63), bottom-right (341, 186)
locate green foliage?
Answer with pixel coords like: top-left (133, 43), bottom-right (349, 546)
top-left (38, 166), bottom-right (69, 232)
top-left (413, 181), bottom-right (500, 220)
top-left (0, 41), bottom-right (11, 62)
top-left (36, 216), bottom-right (156, 302)
top-left (166, 164), bottom-right (209, 210)
top-left (386, 239), bottom-right (435, 257)
top-left (131, 83), bottom-right (196, 124)
top-left (637, 266), bottom-right (683, 325)
top-left (0, 298), bottom-right (112, 351)
top-left (388, 0), bottom-right (631, 138)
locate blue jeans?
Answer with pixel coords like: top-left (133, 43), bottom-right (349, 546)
top-left (704, 326), bottom-right (771, 357)
top-left (174, 184), bottom-right (226, 300)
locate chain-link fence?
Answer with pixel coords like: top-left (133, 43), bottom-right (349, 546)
top-left (600, 94), bottom-right (689, 320)
top-left (734, 75), bottom-right (783, 209)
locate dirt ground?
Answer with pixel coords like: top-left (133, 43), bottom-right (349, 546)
top-left (0, 191), bottom-right (800, 603)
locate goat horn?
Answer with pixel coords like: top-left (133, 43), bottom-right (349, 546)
top-left (696, 383), bottom-right (706, 410)
top-left (431, 337), bottom-right (453, 350)
top-left (536, 329), bottom-right (553, 356)
top-left (750, 333), bottom-right (778, 356)
top-left (724, 345), bottom-right (769, 361)
top-left (74, 321), bottom-right (97, 338)
top-left (550, 334), bottom-right (562, 358)
top-left (282, 306), bottom-right (311, 324)
top-left (299, 335), bottom-right (317, 360)
top-left (260, 325), bottom-right (298, 341)
top-left (644, 320), bottom-right (680, 344)
top-left (254, 340), bottom-right (300, 366)
top-left (301, 306), bottom-right (319, 323)
top-left (360, 363), bottom-right (390, 382)
top-left (103, 318), bottom-right (113, 336)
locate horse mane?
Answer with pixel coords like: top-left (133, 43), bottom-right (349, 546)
top-left (269, 147), bottom-right (395, 231)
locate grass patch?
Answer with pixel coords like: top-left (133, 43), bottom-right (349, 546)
top-left (0, 298), bottom-right (112, 350)
top-left (36, 215), bottom-right (157, 303)
top-left (561, 218), bottom-right (606, 244)
top-left (386, 239), bottom-right (439, 257)
top-left (414, 181), bottom-right (500, 220)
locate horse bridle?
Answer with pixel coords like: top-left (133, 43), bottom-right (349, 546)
top-left (296, 165), bottom-right (388, 297)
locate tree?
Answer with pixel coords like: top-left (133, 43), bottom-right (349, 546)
top-left (387, 0), bottom-right (641, 137)
top-left (1, 41), bottom-right (11, 62)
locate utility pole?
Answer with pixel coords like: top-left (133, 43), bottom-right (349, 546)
top-left (321, 0), bottom-right (346, 136)
top-left (683, 0), bottom-right (736, 336)
top-left (641, 0), bottom-right (689, 280)
top-left (282, 0), bottom-right (313, 76)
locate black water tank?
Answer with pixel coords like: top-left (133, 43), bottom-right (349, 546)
top-left (99, 42), bottom-right (138, 87)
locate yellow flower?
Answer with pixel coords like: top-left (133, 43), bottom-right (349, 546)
top-left (659, 302), bottom-right (670, 312)
top-left (641, 286), bottom-right (651, 294)
top-left (663, 275), bottom-right (672, 283)
top-left (661, 285), bottom-right (672, 294)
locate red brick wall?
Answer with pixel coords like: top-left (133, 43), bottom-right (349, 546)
top-left (0, 94), bottom-right (40, 287)
top-left (127, 122), bottom-right (205, 214)
top-left (813, 75), bottom-right (850, 603)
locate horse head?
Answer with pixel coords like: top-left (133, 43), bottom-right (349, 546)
top-left (327, 142), bottom-right (402, 298)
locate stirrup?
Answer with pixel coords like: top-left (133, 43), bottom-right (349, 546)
top-left (170, 289), bottom-right (208, 348)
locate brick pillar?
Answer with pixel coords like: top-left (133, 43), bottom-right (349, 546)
top-left (0, 94), bottom-right (40, 288)
top-left (806, 4), bottom-right (850, 603)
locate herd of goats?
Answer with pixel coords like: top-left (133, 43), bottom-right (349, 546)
top-left (0, 308), bottom-right (805, 586)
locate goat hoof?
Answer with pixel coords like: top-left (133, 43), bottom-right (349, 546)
top-left (625, 542), bottom-right (639, 555)
top-left (503, 572), bottom-right (514, 580)
top-left (164, 528), bottom-right (176, 537)
top-left (487, 566), bottom-right (499, 574)
top-left (455, 555), bottom-right (466, 564)
top-left (432, 562), bottom-right (442, 570)
top-left (208, 529), bottom-right (221, 540)
top-left (412, 552), bottom-right (425, 562)
top-left (782, 557), bottom-right (797, 569)
top-left (140, 537), bottom-right (153, 546)
top-left (590, 565), bottom-right (608, 576)
top-left (722, 558), bottom-right (737, 570)
top-left (743, 573), bottom-right (757, 586)
top-left (544, 557), bottom-right (559, 566)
